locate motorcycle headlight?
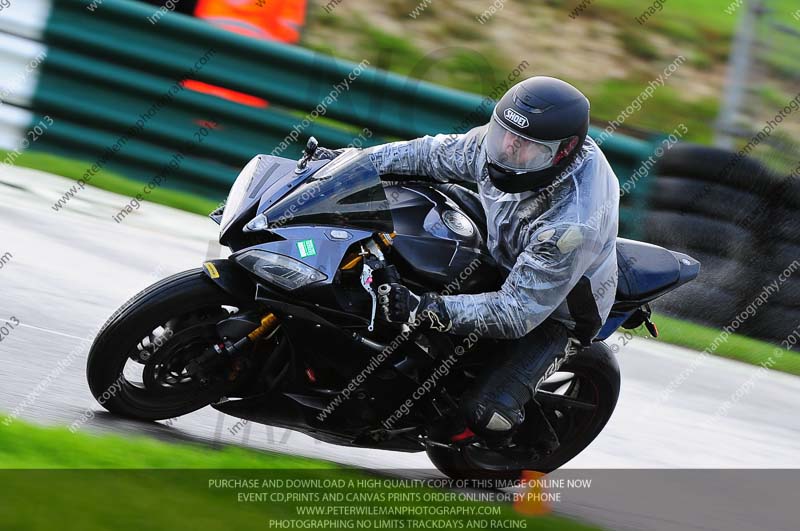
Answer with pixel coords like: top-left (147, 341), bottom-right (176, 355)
top-left (221, 156), bottom-right (261, 232)
top-left (234, 250), bottom-right (327, 291)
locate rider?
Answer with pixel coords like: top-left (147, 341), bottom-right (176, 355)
top-left (367, 77), bottom-right (620, 446)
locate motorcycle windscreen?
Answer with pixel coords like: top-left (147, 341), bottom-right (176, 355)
top-left (262, 150), bottom-right (394, 233)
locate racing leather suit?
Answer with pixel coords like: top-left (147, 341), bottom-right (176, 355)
top-left (368, 125), bottom-right (619, 441)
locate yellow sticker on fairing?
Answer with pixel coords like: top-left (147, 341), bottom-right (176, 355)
top-left (204, 262), bottom-right (220, 279)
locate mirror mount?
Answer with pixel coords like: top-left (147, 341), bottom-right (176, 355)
top-left (295, 137), bottom-right (319, 174)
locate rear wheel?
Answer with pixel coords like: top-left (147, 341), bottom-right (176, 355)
top-left (426, 342), bottom-right (620, 479)
top-left (86, 269), bottom-right (256, 421)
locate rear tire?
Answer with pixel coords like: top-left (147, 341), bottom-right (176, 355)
top-left (87, 269), bottom-right (249, 421)
top-left (426, 342), bottom-right (620, 479)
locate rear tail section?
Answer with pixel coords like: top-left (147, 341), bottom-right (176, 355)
top-left (597, 239), bottom-right (700, 340)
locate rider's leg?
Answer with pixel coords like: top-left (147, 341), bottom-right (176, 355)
top-left (460, 319), bottom-right (571, 446)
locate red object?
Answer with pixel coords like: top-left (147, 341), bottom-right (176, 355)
top-left (451, 427), bottom-right (475, 442)
top-left (193, 118), bottom-right (224, 129)
top-left (194, 0), bottom-right (307, 43)
top-left (187, 1), bottom-right (308, 107)
top-left (553, 136), bottom-right (580, 165)
top-left (181, 80), bottom-right (269, 108)
top-left (305, 367), bottom-right (317, 383)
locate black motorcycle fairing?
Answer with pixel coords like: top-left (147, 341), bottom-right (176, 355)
top-left (614, 239), bottom-right (700, 305)
top-left (429, 182), bottom-right (487, 240)
top-left (254, 285), bottom-right (369, 330)
top-left (262, 150), bottom-right (394, 233)
top-left (385, 184), bottom-right (485, 245)
top-left (382, 184), bottom-right (500, 293)
top-left (233, 225), bottom-right (374, 286)
top-left (596, 239), bottom-right (700, 339)
top-left (211, 312), bottom-right (460, 453)
top-left (219, 155), bottom-right (330, 247)
top-left (228, 151), bottom-right (499, 297)
top-left (201, 259), bottom-right (259, 305)
top-left (212, 395), bottom-right (425, 452)
top-left (255, 159), bottom-right (330, 209)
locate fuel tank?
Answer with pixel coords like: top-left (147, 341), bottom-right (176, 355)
top-left (385, 184), bottom-right (500, 294)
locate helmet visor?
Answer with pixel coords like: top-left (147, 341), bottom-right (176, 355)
top-left (485, 114), bottom-right (562, 172)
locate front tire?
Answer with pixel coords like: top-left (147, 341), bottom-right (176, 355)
top-left (87, 269), bottom-right (250, 421)
top-left (427, 341), bottom-right (620, 479)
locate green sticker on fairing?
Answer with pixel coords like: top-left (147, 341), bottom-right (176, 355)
top-left (296, 239), bottom-right (317, 257)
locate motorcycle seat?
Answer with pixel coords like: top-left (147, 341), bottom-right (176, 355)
top-left (616, 238), bottom-right (683, 302)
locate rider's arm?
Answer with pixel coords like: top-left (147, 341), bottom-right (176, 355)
top-left (367, 128), bottom-right (483, 184)
top-left (441, 222), bottom-right (604, 340)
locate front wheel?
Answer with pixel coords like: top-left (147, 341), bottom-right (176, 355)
top-left (427, 341), bottom-right (620, 479)
top-left (86, 269), bottom-right (255, 421)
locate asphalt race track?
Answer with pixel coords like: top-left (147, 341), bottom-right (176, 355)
top-left (1, 167), bottom-right (799, 530)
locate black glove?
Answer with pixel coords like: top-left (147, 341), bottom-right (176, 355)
top-left (377, 283), bottom-right (452, 332)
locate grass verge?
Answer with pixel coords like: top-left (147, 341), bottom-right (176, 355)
top-left (1, 149), bottom-right (220, 216)
top-left (632, 313), bottom-right (800, 376)
top-left (0, 418), bottom-right (600, 531)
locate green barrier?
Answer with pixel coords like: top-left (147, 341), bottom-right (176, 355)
top-left (35, 117), bottom-right (234, 193)
top-left (40, 47), bottom-right (385, 159)
top-left (48, 0), bottom-right (481, 139)
top-left (32, 0), bottom-right (655, 237)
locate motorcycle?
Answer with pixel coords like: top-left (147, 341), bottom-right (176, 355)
top-left (87, 138), bottom-right (699, 478)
